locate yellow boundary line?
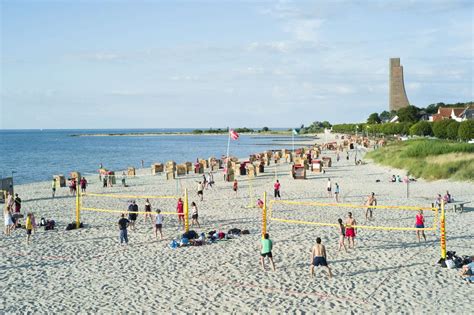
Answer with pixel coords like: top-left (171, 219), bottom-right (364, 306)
top-left (270, 217), bottom-right (436, 231)
top-left (81, 207), bottom-right (176, 216)
top-left (82, 193), bottom-right (179, 199)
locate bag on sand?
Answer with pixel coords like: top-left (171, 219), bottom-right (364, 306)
top-left (228, 228), bottom-right (241, 236)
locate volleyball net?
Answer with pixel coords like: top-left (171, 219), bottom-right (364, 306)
top-left (267, 199), bottom-right (439, 231)
top-left (75, 187), bottom-right (190, 231)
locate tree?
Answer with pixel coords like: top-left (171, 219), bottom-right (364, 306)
top-left (458, 120), bottom-right (474, 141)
top-left (321, 121), bottom-right (332, 129)
top-left (446, 121), bottom-right (460, 140)
top-left (379, 110), bottom-right (392, 122)
top-left (432, 119), bottom-right (451, 139)
top-left (409, 121), bottom-right (433, 136)
top-left (367, 112), bottom-right (381, 124)
top-left (397, 106), bottom-right (420, 123)
top-left (261, 127), bottom-right (270, 132)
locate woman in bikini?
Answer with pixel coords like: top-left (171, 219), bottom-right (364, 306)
top-left (144, 198), bottom-right (152, 223)
top-left (345, 212), bottom-right (357, 249)
top-left (337, 218), bottom-right (347, 252)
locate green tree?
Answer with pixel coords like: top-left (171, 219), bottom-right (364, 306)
top-left (379, 110), bottom-right (392, 122)
top-left (458, 120), bottom-right (474, 141)
top-left (321, 121), bottom-right (332, 128)
top-left (397, 106), bottom-right (420, 123)
top-left (432, 119), bottom-right (451, 139)
top-left (446, 121), bottom-right (460, 140)
top-left (409, 121), bottom-right (433, 136)
top-left (261, 127), bottom-right (270, 132)
top-left (367, 112), bottom-right (381, 124)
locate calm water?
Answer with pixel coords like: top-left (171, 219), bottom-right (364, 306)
top-left (0, 129), bottom-right (294, 184)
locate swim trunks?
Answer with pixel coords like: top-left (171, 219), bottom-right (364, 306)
top-left (346, 228), bottom-right (356, 237)
top-left (313, 256), bottom-right (328, 267)
top-left (261, 252), bottom-right (272, 258)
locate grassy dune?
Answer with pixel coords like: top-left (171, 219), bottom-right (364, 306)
top-left (366, 139), bottom-right (474, 181)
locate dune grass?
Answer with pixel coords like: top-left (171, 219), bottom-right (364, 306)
top-left (366, 139), bottom-right (474, 181)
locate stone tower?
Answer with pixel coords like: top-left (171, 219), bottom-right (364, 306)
top-left (389, 58), bottom-right (410, 111)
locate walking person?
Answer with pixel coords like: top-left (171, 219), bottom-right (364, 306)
top-left (144, 198), bottom-right (152, 223)
top-left (51, 178), bottom-right (57, 198)
top-left (121, 172), bottom-right (127, 187)
top-left (4, 206), bottom-right (14, 236)
top-left (326, 178), bottom-right (332, 198)
top-left (274, 180), bottom-right (281, 199)
top-left (415, 210), bottom-right (427, 242)
top-left (310, 237), bottom-right (333, 278)
top-left (334, 183), bottom-right (340, 203)
top-left (118, 213), bottom-right (130, 245)
top-left (259, 233), bottom-right (276, 271)
top-left (337, 218), bottom-right (347, 252)
top-left (233, 180), bottom-right (238, 195)
top-left (154, 209), bottom-right (164, 240)
top-left (207, 172), bottom-right (214, 188)
top-left (345, 212), bottom-right (357, 249)
top-left (365, 192), bottom-right (377, 221)
top-left (191, 202), bottom-right (200, 228)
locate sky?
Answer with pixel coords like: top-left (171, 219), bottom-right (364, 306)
top-left (1, 0), bottom-right (473, 129)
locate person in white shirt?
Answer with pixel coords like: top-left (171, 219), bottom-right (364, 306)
top-left (191, 202), bottom-right (200, 228)
top-left (154, 209), bottom-right (164, 240)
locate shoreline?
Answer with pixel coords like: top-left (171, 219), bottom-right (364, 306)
top-left (68, 131), bottom-right (312, 137)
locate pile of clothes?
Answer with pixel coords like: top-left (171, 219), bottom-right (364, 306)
top-left (168, 228), bottom-right (250, 249)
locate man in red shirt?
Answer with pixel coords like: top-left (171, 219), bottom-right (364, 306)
top-left (274, 180), bottom-right (281, 199)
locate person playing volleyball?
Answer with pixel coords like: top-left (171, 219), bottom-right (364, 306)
top-left (176, 198), bottom-right (184, 230)
top-left (345, 212), bottom-right (357, 249)
top-left (365, 192), bottom-right (377, 221)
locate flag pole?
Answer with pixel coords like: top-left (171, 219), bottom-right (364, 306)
top-left (225, 128), bottom-right (231, 180)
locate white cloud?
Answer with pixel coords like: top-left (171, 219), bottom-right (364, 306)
top-left (284, 18), bottom-right (324, 42)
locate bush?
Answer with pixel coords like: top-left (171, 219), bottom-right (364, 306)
top-left (446, 121), bottom-right (460, 140)
top-left (192, 129), bottom-right (203, 134)
top-left (432, 119), bottom-right (451, 139)
top-left (409, 121), bottom-right (433, 136)
top-left (458, 120), bottom-right (474, 141)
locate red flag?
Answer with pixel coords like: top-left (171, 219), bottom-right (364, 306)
top-left (230, 129), bottom-right (239, 140)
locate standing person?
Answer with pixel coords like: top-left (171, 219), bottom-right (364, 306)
top-left (107, 173), bottom-right (113, 187)
top-left (274, 180), bottom-right (281, 199)
top-left (365, 192), bottom-right (377, 221)
top-left (415, 210), bottom-right (427, 242)
top-left (334, 183), bottom-right (340, 203)
top-left (444, 190), bottom-right (452, 203)
top-left (326, 178), bottom-right (332, 198)
top-left (25, 213), bottom-right (35, 244)
top-left (141, 160), bottom-right (144, 168)
top-left (197, 181), bottom-right (204, 201)
top-left (51, 178), bottom-right (57, 198)
top-left (337, 218), bottom-right (347, 252)
top-left (207, 172), bottom-right (214, 188)
top-left (259, 233), bottom-right (276, 271)
top-left (128, 201), bottom-right (138, 231)
top-left (4, 207), bottom-right (13, 236)
top-left (202, 174), bottom-right (208, 189)
top-left (154, 209), bottom-right (164, 240)
top-left (103, 174), bottom-right (108, 188)
top-left (176, 198), bottom-right (185, 229)
top-left (345, 212), bottom-right (357, 249)
top-left (310, 237), bottom-right (333, 278)
top-left (80, 177), bottom-right (87, 193)
top-left (13, 193), bottom-right (22, 228)
top-left (6, 192), bottom-right (14, 212)
top-left (435, 194), bottom-right (442, 209)
top-left (121, 172), bottom-right (127, 187)
top-left (336, 151), bottom-right (340, 162)
top-left (233, 180), bottom-right (238, 195)
top-left (118, 213), bottom-right (130, 245)
top-left (144, 198), bottom-right (152, 223)
top-left (191, 202), bottom-right (200, 228)
top-left (69, 179), bottom-right (76, 195)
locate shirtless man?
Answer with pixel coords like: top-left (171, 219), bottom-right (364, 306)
top-left (365, 192), bottom-right (377, 221)
top-left (310, 237), bottom-right (333, 278)
top-left (345, 212), bottom-right (357, 249)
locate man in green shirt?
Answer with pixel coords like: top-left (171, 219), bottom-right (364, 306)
top-left (260, 233), bottom-right (276, 271)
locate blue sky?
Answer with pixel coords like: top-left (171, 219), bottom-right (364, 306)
top-left (1, 0), bottom-right (472, 129)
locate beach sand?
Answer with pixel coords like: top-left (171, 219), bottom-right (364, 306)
top-left (2, 134), bottom-right (473, 313)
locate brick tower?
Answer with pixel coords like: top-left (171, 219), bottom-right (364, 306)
top-left (389, 58), bottom-right (410, 111)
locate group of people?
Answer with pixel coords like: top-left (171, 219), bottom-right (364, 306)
top-left (3, 192), bottom-right (37, 243)
top-left (435, 191), bottom-right (454, 207)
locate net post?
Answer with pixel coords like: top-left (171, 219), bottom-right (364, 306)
top-left (440, 200), bottom-right (446, 259)
top-left (184, 188), bottom-right (189, 232)
top-left (75, 181), bottom-right (81, 229)
top-left (262, 192), bottom-right (267, 239)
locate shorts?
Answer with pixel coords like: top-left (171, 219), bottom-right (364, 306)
top-left (198, 190), bottom-right (203, 195)
top-left (415, 224), bottom-right (424, 229)
top-left (129, 214), bottom-right (137, 221)
top-left (233, 188), bottom-right (237, 192)
top-left (192, 214), bottom-right (198, 220)
top-left (313, 256), bottom-right (328, 267)
top-left (178, 213), bottom-right (184, 219)
top-left (261, 252), bottom-right (272, 258)
top-left (155, 224), bottom-right (162, 229)
top-left (346, 228), bottom-right (356, 238)
top-left (26, 229), bottom-right (32, 235)
top-left (327, 188), bottom-right (332, 192)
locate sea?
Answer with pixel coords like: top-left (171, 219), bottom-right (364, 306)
top-left (0, 129), bottom-right (298, 185)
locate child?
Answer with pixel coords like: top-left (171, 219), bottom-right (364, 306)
top-left (154, 209), bottom-right (164, 240)
top-left (191, 202), bottom-right (200, 228)
top-left (233, 180), bottom-right (238, 195)
top-left (260, 233), bottom-right (276, 271)
top-left (337, 218), bottom-right (347, 252)
top-left (25, 213), bottom-right (34, 244)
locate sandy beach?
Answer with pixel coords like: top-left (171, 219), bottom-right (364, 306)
top-left (2, 134), bottom-right (473, 313)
